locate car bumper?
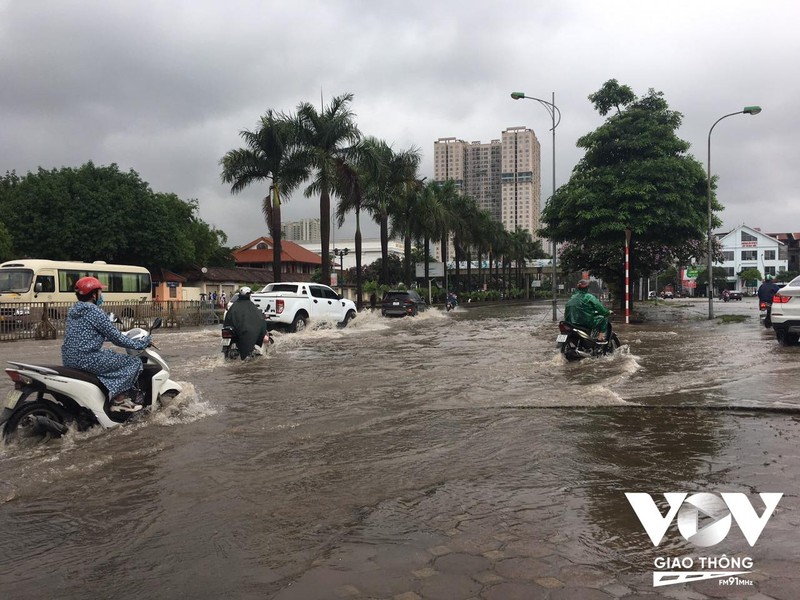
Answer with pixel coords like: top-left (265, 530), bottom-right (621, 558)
top-left (771, 319), bottom-right (800, 333)
top-left (382, 307), bottom-right (415, 317)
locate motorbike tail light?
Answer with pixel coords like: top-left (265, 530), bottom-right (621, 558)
top-left (5, 369), bottom-right (31, 385)
top-left (276, 299), bottom-right (285, 314)
top-left (221, 328), bottom-right (233, 339)
top-left (558, 322), bottom-right (571, 334)
top-left (759, 302), bottom-right (766, 310)
top-left (773, 293), bottom-right (792, 304)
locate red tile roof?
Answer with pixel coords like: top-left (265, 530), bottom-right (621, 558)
top-left (233, 237), bottom-right (322, 266)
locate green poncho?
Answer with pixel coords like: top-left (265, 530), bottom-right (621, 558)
top-left (564, 288), bottom-right (611, 333)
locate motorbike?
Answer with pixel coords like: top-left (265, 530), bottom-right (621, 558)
top-left (556, 321), bottom-right (621, 361)
top-left (445, 298), bottom-right (458, 312)
top-left (0, 317), bottom-right (181, 442)
top-left (760, 301), bottom-right (772, 328)
top-left (221, 326), bottom-right (273, 360)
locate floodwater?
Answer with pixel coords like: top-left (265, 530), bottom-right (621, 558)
top-left (1, 297), bottom-right (799, 599)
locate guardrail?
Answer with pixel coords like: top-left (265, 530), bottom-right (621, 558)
top-left (0, 300), bottom-right (223, 342)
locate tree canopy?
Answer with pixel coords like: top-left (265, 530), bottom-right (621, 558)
top-left (540, 80), bottom-right (717, 287)
top-left (0, 163), bottom-right (231, 271)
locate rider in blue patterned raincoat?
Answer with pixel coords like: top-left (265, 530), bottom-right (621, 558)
top-left (61, 276), bottom-right (151, 412)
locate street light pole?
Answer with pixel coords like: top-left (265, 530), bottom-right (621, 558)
top-left (706, 106), bottom-right (762, 320)
top-left (334, 247), bottom-right (349, 292)
top-left (511, 91), bottom-right (561, 321)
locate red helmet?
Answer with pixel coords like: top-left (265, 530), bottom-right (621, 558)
top-left (75, 276), bottom-right (104, 295)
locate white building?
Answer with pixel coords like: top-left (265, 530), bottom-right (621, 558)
top-left (281, 218), bottom-right (321, 242)
top-left (298, 238), bottom-right (405, 270)
top-left (715, 224), bottom-right (788, 291)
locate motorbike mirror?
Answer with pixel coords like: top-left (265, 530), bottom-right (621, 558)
top-left (108, 312), bottom-right (120, 323)
top-left (150, 317), bottom-right (163, 332)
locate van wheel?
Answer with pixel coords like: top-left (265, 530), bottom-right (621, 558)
top-left (290, 313), bottom-right (308, 333)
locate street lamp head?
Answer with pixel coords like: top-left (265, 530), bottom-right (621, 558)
top-left (743, 105), bottom-right (762, 115)
top-left (510, 92), bottom-right (526, 100)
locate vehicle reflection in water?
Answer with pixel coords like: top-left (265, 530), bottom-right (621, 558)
top-left (0, 298), bottom-right (797, 598)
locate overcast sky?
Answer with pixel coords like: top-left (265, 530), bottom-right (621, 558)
top-left (2, 0), bottom-right (797, 248)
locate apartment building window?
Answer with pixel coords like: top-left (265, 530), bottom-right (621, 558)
top-left (741, 250), bottom-right (757, 260)
top-left (725, 267), bottom-right (735, 277)
top-left (722, 251), bottom-right (734, 261)
top-left (741, 231), bottom-right (757, 243)
top-left (765, 266), bottom-right (776, 276)
top-left (764, 250), bottom-right (776, 260)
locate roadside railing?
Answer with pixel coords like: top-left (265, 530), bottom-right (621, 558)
top-left (0, 300), bottom-right (224, 342)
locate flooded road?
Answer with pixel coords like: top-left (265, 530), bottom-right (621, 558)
top-left (1, 297), bottom-right (799, 599)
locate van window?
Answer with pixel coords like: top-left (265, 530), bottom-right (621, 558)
top-left (35, 275), bottom-right (56, 293)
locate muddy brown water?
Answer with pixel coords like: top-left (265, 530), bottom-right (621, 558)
top-left (0, 298), bottom-right (798, 599)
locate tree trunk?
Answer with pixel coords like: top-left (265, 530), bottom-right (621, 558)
top-left (272, 186), bottom-right (282, 283)
top-left (320, 188), bottom-right (331, 285)
top-left (355, 210), bottom-right (363, 309)
top-left (404, 231), bottom-right (413, 287)
top-left (380, 212), bottom-right (389, 285)
top-left (454, 236), bottom-right (462, 292)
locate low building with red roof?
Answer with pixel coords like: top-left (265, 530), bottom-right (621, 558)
top-left (232, 237), bottom-right (322, 276)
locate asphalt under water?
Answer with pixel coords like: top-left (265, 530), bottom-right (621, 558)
top-left (1, 297), bottom-right (798, 599)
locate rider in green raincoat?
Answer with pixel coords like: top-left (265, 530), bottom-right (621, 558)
top-left (564, 279), bottom-right (612, 339)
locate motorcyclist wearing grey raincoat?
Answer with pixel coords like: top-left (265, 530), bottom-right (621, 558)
top-left (223, 287), bottom-right (267, 359)
top-left (564, 279), bottom-right (612, 340)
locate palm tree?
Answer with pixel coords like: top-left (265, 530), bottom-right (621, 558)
top-left (294, 93), bottom-right (361, 285)
top-left (335, 139), bottom-right (382, 308)
top-left (449, 194), bottom-right (478, 292)
top-left (415, 183), bottom-right (448, 291)
top-left (220, 110), bottom-right (307, 282)
top-left (472, 209), bottom-right (495, 290)
top-left (389, 177), bottom-right (426, 287)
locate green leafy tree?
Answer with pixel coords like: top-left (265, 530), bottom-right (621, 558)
top-left (738, 267), bottom-right (762, 287)
top-left (540, 80), bottom-right (716, 310)
top-left (0, 163), bottom-right (226, 271)
top-left (220, 110), bottom-right (308, 282)
top-left (695, 266), bottom-right (728, 295)
top-left (0, 221), bottom-right (13, 262)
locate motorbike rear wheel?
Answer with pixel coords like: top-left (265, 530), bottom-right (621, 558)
top-left (3, 399), bottom-right (70, 442)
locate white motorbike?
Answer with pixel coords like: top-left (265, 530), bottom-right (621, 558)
top-left (0, 317), bottom-right (182, 441)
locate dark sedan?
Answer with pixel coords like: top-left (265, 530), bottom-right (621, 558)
top-left (381, 290), bottom-right (427, 317)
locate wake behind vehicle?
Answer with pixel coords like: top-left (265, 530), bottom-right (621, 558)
top-left (556, 321), bottom-right (621, 361)
top-left (250, 282), bottom-right (357, 332)
top-left (1, 317), bottom-right (181, 441)
top-left (381, 290), bottom-right (427, 317)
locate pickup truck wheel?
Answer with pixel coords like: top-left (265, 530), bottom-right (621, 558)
top-left (290, 313), bottom-right (308, 333)
top-left (341, 310), bottom-right (356, 327)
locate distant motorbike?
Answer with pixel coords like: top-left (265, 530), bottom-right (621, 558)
top-left (446, 297), bottom-right (458, 312)
top-left (221, 326), bottom-right (273, 360)
top-left (556, 321), bottom-right (621, 361)
top-left (1, 317), bottom-right (181, 442)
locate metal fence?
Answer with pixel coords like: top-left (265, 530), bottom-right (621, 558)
top-left (0, 301), bottom-right (223, 342)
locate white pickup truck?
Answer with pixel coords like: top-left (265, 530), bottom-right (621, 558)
top-left (251, 282), bottom-right (357, 332)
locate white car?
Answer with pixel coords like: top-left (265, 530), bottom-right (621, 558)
top-left (770, 275), bottom-right (800, 345)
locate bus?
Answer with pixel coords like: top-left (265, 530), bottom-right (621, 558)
top-left (0, 259), bottom-right (152, 305)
